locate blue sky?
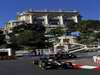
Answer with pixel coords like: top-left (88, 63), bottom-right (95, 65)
top-left (0, 0), bottom-right (100, 27)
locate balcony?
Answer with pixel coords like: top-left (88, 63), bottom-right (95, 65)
top-left (47, 25), bottom-right (61, 28)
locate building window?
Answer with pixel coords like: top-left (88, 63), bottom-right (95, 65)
top-left (33, 17), bottom-right (44, 24)
top-left (63, 17), bottom-right (74, 25)
top-left (49, 19), bottom-right (59, 25)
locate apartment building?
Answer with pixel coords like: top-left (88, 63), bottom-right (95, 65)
top-left (5, 9), bottom-right (81, 33)
top-left (16, 9), bottom-right (81, 28)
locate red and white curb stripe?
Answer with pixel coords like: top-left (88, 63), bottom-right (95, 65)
top-left (73, 64), bottom-right (100, 70)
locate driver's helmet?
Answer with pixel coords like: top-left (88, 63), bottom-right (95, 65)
top-left (48, 59), bottom-right (53, 62)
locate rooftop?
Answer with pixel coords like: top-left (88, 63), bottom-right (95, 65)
top-left (17, 9), bottom-right (80, 16)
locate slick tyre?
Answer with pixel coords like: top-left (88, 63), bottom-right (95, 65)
top-left (38, 61), bottom-right (45, 70)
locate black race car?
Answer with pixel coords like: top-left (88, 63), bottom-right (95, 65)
top-left (33, 52), bottom-right (76, 65)
top-left (33, 52), bottom-right (76, 70)
top-left (38, 58), bottom-right (74, 70)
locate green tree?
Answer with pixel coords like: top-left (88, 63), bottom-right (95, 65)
top-left (9, 23), bottom-right (46, 49)
top-left (75, 20), bottom-right (100, 32)
top-left (75, 20), bottom-right (100, 44)
top-left (48, 27), bottom-right (65, 37)
top-left (0, 30), bottom-right (5, 46)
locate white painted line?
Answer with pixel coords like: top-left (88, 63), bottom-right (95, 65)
top-left (80, 65), bottom-right (97, 69)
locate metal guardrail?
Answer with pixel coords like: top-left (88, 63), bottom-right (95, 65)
top-left (15, 51), bottom-right (30, 57)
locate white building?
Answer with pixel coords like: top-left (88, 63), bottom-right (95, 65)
top-left (16, 9), bottom-right (81, 28)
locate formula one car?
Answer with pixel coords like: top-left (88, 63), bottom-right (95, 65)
top-left (38, 58), bottom-right (74, 70)
top-left (33, 52), bottom-right (76, 65)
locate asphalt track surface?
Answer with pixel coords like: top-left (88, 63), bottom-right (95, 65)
top-left (0, 56), bottom-right (100, 75)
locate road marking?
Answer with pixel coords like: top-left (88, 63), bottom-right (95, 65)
top-left (80, 65), bottom-right (97, 69)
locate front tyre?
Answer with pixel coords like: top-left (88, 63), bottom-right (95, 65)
top-left (38, 61), bottom-right (45, 70)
